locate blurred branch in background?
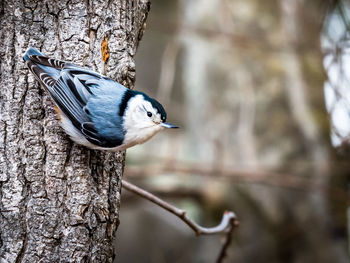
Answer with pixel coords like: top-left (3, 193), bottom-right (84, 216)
top-left (122, 180), bottom-right (238, 263)
top-left (281, 0), bottom-right (323, 168)
top-left (157, 40), bottom-right (180, 106)
top-left (124, 162), bottom-right (350, 205)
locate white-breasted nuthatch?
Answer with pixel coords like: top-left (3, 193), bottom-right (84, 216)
top-left (23, 47), bottom-right (178, 151)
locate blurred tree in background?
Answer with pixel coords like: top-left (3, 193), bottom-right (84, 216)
top-left (116, 0), bottom-right (350, 262)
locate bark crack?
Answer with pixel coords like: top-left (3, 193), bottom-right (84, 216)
top-left (1, 121), bottom-right (9, 181)
top-left (15, 218), bottom-right (28, 263)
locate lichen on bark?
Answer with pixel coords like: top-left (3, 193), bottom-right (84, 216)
top-left (0, 0), bottom-right (150, 262)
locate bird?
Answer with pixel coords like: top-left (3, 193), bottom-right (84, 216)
top-left (23, 47), bottom-right (178, 151)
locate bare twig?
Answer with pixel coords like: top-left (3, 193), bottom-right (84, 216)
top-left (122, 180), bottom-right (238, 261)
top-left (216, 216), bottom-right (239, 263)
top-left (122, 180), bottom-right (237, 235)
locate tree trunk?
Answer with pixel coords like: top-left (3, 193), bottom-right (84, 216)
top-left (0, 0), bottom-right (149, 261)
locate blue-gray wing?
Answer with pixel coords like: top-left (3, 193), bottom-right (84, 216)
top-left (50, 66), bottom-right (127, 148)
top-left (24, 48), bottom-right (127, 147)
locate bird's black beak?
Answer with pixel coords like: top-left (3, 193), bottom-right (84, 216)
top-left (160, 122), bottom-right (179, 129)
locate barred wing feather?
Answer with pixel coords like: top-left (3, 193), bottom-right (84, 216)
top-left (24, 48), bottom-right (124, 148)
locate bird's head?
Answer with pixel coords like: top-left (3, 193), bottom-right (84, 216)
top-left (122, 93), bottom-right (178, 146)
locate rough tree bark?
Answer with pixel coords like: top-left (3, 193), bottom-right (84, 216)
top-left (0, 0), bottom-right (150, 262)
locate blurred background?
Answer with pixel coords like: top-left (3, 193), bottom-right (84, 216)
top-left (115, 0), bottom-right (350, 262)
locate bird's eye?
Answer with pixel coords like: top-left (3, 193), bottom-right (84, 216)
top-left (147, 111), bottom-right (152, 117)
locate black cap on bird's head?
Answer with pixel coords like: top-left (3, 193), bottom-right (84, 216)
top-left (147, 97), bottom-right (167, 122)
top-left (144, 95), bottom-right (178, 129)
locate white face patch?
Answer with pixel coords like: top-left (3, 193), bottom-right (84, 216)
top-left (141, 102), bottom-right (162, 124)
top-left (123, 95), bottom-right (164, 146)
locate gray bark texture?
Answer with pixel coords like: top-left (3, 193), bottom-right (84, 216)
top-left (0, 0), bottom-right (150, 262)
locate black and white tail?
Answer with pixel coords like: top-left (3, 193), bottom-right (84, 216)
top-left (23, 47), bottom-right (65, 88)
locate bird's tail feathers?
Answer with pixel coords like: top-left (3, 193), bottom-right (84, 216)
top-left (28, 54), bottom-right (66, 70)
top-left (24, 47), bottom-right (66, 87)
top-left (23, 47), bottom-right (66, 70)
top-left (23, 47), bottom-right (43, 62)
top-left (26, 60), bottom-right (56, 88)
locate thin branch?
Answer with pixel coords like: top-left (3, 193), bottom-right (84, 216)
top-left (216, 217), bottom-right (239, 263)
top-left (122, 180), bottom-right (237, 235)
